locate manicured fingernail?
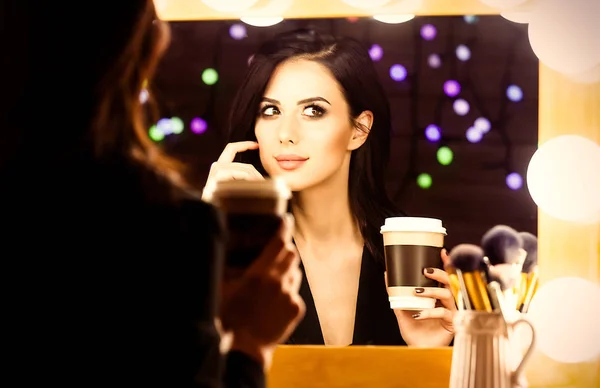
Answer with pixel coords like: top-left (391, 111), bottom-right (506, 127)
top-left (425, 267), bottom-right (435, 274)
top-left (414, 287), bottom-right (425, 294)
top-left (412, 313), bottom-right (421, 319)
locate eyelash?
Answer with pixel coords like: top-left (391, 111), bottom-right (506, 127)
top-left (258, 104), bottom-right (327, 118)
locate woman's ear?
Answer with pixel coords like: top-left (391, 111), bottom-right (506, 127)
top-left (348, 110), bottom-right (374, 151)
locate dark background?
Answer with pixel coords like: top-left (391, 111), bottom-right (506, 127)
top-left (150, 15), bottom-right (539, 249)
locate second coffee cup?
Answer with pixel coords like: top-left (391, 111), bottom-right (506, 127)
top-left (381, 217), bottom-right (447, 311)
top-left (203, 178), bottom-right (291, 275)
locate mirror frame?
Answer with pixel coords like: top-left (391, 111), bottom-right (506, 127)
top-left (158, 1), bottom-right (600, 387)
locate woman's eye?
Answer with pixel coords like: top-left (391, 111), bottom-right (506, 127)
top-left (303, 105), bottom-right (326, 117)
top-left (261, 106), bottom-right (280, 116)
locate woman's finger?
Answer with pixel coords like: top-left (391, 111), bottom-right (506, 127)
top-left (424, 267), bottom-right (450, 287)
top-left (414, 286), bottom-right (456, 311)
top-left (412, 307), bottom-right (453, 324)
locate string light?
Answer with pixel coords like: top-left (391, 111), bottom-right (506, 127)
top-left (420, 24), bottom-right (437, 40)
top-left (456, 44), bottom-right (471, 61)
top-left (428, 53), bottom-right (442, 68)
top-left (202, 68), bottom-right (219, 85)
top-left (417, 173), bottom-right (433, 189)
top-left (229, 23), bottom-right (247, 40)
top-left (369, 44), bottom-right (384, 61)
top-left (444, 80), bottom-right (461, 97)
top-left (506, 172), bottom-right (523, 190)
top-left (453, 99), bottom-right (470, 116)
top-left (437, 146), bottom-right (454, 166)
top-left (506, 84), bottom-right (523, 102)
top-left (389, 64), bottom-right (408, 81)
top-left (191, 117), bottom-right (208, 134)
top-left (425, 124), bottom-right (442, 142)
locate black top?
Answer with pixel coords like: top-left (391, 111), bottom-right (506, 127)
top-left (287, 247), bottom-right (406, 346)
top-left (1, 154), bottom-right (265, 388)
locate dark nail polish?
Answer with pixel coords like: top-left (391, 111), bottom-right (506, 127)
top-left (426, 267), bottom-right (435, 274)
top-left (415, 287), bottom-right (425, 294)
top-left (412, 313), bottom-right (421, 319)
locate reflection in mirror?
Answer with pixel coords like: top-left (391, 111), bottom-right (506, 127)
top-left (151, 15), bottom-right (539, 346)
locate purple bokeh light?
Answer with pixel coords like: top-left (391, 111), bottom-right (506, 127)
top-left (443, 80), bottom-right (461, 97)
top-left (420, 24), bottom-right (437, 41)
top-left (157, 118), bottom-right (173, 135)
top-left (190, 117), bottom-right (208, 134)
top-left (389, 64), bottom-right (407, 81)
top-left (506, 172), bottom-right (523, 190)
top-left (229, 24), bottom-right (247, 40)
top-left (428, 53), bottom-right (441, 69)
top-left (466, 126), bottom-right (483, 143)
top-left (369, 44), bottom-right (383, 61)
top-left (425, 124), bottom-right (441, 142)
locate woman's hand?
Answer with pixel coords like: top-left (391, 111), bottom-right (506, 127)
top-left (202, 141), bottom-right (264, 200)
top-left (387, 249), bottom-right (457, 347)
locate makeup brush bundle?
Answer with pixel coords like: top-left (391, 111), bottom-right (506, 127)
top-left (445, 225), bottom-right (540, 320)
top-left (447, 226), bottom-right (539, 388)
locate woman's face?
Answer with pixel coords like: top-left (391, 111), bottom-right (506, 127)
top-left (254, 59), bottom-right (369, 192)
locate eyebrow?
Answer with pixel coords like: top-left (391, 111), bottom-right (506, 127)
top-left (261, 96), bottom-right (332, 106)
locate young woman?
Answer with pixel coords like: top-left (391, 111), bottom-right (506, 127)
top-left (206, 29), bottom-right (456, 347)
top-left (3, 2), bottom-right (304, 386)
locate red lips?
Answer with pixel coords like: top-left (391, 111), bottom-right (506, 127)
top-left (274, 154), bottom-right (308, 171)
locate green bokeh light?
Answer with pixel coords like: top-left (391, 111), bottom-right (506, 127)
top-left (171, 117), bottom-right (184, 134)
top-left (148, 125), bottom-right (164, 142)
top-left (417, 173), bottom-right (432, 189)
top-left (202, 68), bottom-right (219, 85)
top-left (437, 146), bottom-right (454, 166)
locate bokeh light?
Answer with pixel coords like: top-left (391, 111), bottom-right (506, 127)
top-left (453, 99), bottom-right (470, 116)
top-left (428, 53), bottom-right (442, 69)
top-left (466, 126), bottom-right (483, 143)
top-left (527, 277), bottom-right (600, 363)
top-left (417, 173), bottom-right (433, 189)
top-left (420, 24), bottom-right (437, 41)
top-left (437, 146), bottom-right (454, 166)
top-left (229, 23), bottom-right (247, 40)
top-left (191, 117), bottom-right (208, 134)
top-left (474, 117), bottom-right (492, 134)
top-left (464, 15), bottom-right (479, 24)
top-left (443, 80), bottom-right (461, 97)
top-left (202, 68), bottom-right (219, 85)
top-left (347, 17), bottom-right (359, 23)
top-left (506, 172), bottom-right (523, 190)
top-left (157, 118), bottom-right (173, 135)
top-left (456, 44), bottom-right (471, 61)
top-left (425, 124), bottom-right (441, 142)
top-left (506, 84), bottom-right (523, 102)
top-left (527, 135), bottom-right (600, 224)
top-left (170, 117), bottom-right (185, 134)
top-left (148, 125), bottom-right (164, 142)
top-left (389, 64), bottom-right (407, 81)
top-left (369, 44), bottom-right (383, 61)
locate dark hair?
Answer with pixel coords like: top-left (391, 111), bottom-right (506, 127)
top-left (227, 28), bottom-right (403, 264)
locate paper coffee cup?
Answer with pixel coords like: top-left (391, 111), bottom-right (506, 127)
top-left (204, 178), bottom-right (291, 270)
top-left (380, 217), bottom-right (447, 311)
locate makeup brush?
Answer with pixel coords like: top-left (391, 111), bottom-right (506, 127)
top-left (517, 232), bottom-right (538, 310)
top-left (449, 244), bottom-right (493, 312)
top-left (444, 260), bottom-right (467, 310)
top-left (481, 225), bottom-right (524, 308)
top-left (486, 267), bottom-right (510, 324)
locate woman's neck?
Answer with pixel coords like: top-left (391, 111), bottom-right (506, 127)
top-left (291, 174), bottom-right (362, 249)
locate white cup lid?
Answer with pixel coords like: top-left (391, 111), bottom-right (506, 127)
top-left (380, 217), bottom-right (447, 235)
top-left (202, 178), bottom-right (291, 202)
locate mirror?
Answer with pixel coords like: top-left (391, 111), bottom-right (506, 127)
top-left (151, 15), bottom-right (538, 249)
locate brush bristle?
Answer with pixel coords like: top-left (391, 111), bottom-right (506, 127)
top-left (449, 244), bottom-right (485, 273)
top-left (519, 232), bottom-right (538, 273)
top-left (481, 225), bottom-right (523, 265)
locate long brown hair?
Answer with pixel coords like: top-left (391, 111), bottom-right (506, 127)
top-left (92, 1), bottom-right (187, 190)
